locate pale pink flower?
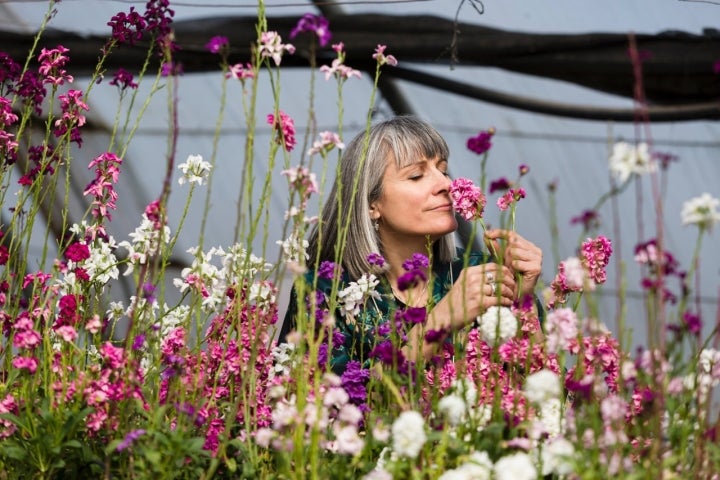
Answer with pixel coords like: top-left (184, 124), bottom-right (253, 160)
top-left (86, 314), bottom-right (102, 334)
top-left (226, 62), bottom-right (254, 81)
top-left (308, 131), bottom-right (345, 155)
top-left (497, 187), bottom-right (526, 212)
top-left (373, 44), bottom-right (397, 66)
top-left (55, 325), bottom-right (78, 342)
top-left (12, 356), bottom-right (38, 374)
top-left (450, 177), bottom-right (486, 221)
top-left (259, 31), bottom-right (295, 66)
top-left (545, 307), bottom-right (579, 353)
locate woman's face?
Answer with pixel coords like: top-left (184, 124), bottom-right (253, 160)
top-left (371, 155), bottom-right (458, 244)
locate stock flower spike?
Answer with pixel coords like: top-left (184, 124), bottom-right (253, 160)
top-left (449, 177), bottom-right (486, 221)
top-left (267, 110), bottom-right (297, 151)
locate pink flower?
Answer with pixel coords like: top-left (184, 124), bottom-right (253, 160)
top-left (308, 131), bottom-right (345, 156)
top-left (226, 63), bottom-right (254, 81)
top-left (109, 68), bottom-right (138, 90)
top-left (37, 45), bottom-right (73, 86)
top-left (449, 177), bottom-right (486, 221)
top-left (12, 355), bottom-right (38, 374)
top-left (497, 187), bottom-right (526, 212)
top-left (65, 242), bottom-right (91, 262)
top-left (100, 342), bottom-right (125, 369)
top-left (55, 325), bottom-right (78, 342)
top-left (581, 235), bottom-right (613, 284)
top-left (466, 128), bottom-right (495, 155)
top-left (544, 308), bottom-right (579, 353)
top-left (372, 44), bottom-right (397, 66)
top-left (267, 110), bottom-right (296, 151)
top-left (259, 31), bottom-right (295, 66)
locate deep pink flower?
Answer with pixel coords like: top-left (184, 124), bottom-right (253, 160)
top-left (489, 177), bottom-right (511, 194)
top-left (205, 36), bottom-right (229, 54)
top-left (100, 342), bottom-right (125, 369)
top-left (12, 355), bottom-right (38, 374)
top-left (37, 45), bottom-right (73, 86)
top-left (65, 242), bottom-right (91, 262)
top-left (267, 110), bottom-right (296, 151)
top-left (450, 177), bottom-right (486, 221)
top-left (571, 209), bottom-right (600, 230)
top-left (466, 128), bottom-right (495, 155)
top-left (290, 13), bottom-right (332, 47)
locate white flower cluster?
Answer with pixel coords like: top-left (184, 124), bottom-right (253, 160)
top-left (681, 192), bottom-right (720, 231)
top-left (391, 410), bottom-right (426, 459)
top-left (438, 377), bottom-right (479, 427)
top-left (117, 214), bottom-right (171, 276)
top-left (608, 141), bottom-right (655, 184)
top-left (524, 369), bottom-right (561, 404)
top-left (438, 451), bottom-right (493, 480)
top-left (270, 342), bottom-right (297, 379)
top-left (177, 153), bottom-right (212, 186)
top-left (337, 273), bottom-right (381, 317)
top-left (172, 244), bottom-right (273, 312)
top-left (476, 306), bottom-right (518, 345)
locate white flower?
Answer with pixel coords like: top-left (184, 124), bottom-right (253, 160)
top-left (391, 410), bottom-right (426, 459)
top-left (524, 369), bottom-right (561, 404)
top-left (608, 141), bottom-right (655, 183)
top-left (178, 154), bottom-right (212, 185)
top-left (451, 450), bottom-right (493, 480)
top-left (561, 256), bottom-right (590, 290)
top-left (537, 397), bottom-right (564, 438)
top-left (476, 306), bottom-right (517, 345)
top-left (540, 437), bottom-right (575, 476)
top-left (493, 451), bottom-right (537, 480)
top-left (452, 376), bottom-right (478, 407)
top-left (438, 394), bottom-right (467, 426)
top-left (334, 425), bottom-right (365, 455)
top-left (338, 274), bottom-right (380, 317)
top-left (277, 234), bottom-right (309, 264)
top-left (681, 193), bottom-right (720, 230)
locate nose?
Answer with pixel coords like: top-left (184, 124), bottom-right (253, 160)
top-left (433, 167), bottom-right (451, 193)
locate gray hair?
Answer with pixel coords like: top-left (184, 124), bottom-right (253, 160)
top-left (307, 115), bottom-right (456, 279)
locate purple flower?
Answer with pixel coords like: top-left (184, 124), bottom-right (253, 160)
top-left (570, 209), bottom-right (600, 231)
top-left (397, 270), bottom-right (426, 291)
top-left (318, 260), bottom-right (338, 279)
top-left (424, 329), bottom-right (446, 343)
top-left (107, 7), bottom-right (147, 46)
top-left (682, 311), bottom-right (702, 336)
top-left (132, 333), bottom-right (146, 351)
top-left (205, 36), bottom-right (229, 54)
top-left (402, 253), bottom-right (429, 272)
top-left (395, 306), bottom-right (426, 325)
top-left (109, 68), bottom-right (138, 90)
top-left (489, 177), bottom-right (511, 194)
top-left (367, 253), bottom-right (387, 269)
top-left (116, 429), bottom-right (146, 452)
top-left (518, 164), bottom-right (529, 176)
top-left (341, 361), bottom-right (370, 404)
top-left (466, 128), bottom-right (495, 155)
top-left (289, 13), bottom-right (332, 47)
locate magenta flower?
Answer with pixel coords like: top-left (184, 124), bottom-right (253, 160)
top-left (450, 177), bottom-right (486, 221)
top-left (489, 177), bottom-right (511, 194)
top-left (268, 110), bottom-right (297, 151)
top-left (109, 68), bottom-right (138, 90)
top-left (372, 45), bottom-right (397, 67)
top-left (205, 35), bottom-right (229, 54)
top-left (65, 242), bottom-right (90, 262)
top-left (581, 235), bottom-right (613, 284)
top-left (289, 13), bottom-right (332, 47)
top-left (84, 152), bottom-right (122, 221)
top-left (713, 59), bottom-right (720, 74)
top-left (570, 209), bottom-right (600, 231)
top-left (107, 7), bottom-right (147, 46)
top-left (366, 253), bottom-right (387, 269)
top-left (466, 128), bottom-right (495, 155)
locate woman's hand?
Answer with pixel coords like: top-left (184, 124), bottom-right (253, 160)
top-left (428, 262), bottom-right (515, 332)
top-left (484, 229), bottom-right (542, 300)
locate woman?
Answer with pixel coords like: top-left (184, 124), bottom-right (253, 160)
top-left (280, 116), bottom-right (542, 374)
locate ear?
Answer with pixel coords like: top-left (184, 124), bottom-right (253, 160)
top-left (368, 203), bottom-right (381, 220)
